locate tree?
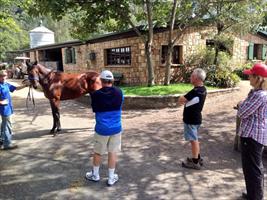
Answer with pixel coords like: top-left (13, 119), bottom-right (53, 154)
top-left (28, 0), bottom-right (173, 86)
top-left (261, 11), bottom-right (267, 27)
top-left (0, 0), bottom-right (30, 60)
top-left (0, 0), bottom-right (74, 60)
top-left (163, 0), bottom-right (266, 85)
top-left (164, 0), bottom-right (209, 85)
top-left (37, 15), bottom-right (74, 43)
top-left (204, 0), bottom-right (266, 65)
top-left (164, 0), bottom-right (178, 85)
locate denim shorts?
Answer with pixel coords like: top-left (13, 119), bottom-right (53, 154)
top-left (184, 123), bottom-right (200, 141)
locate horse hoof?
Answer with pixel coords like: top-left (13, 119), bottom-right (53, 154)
top-left (57, 128), bottom-right (61, 132)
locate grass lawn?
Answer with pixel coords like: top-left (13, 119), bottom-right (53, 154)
top-left (120, 83), bottom-right (218, 96)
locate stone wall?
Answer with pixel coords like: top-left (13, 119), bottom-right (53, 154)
top-left (62, 45), bottom-right (89, 73)
top-left (232, 35), bottom-right (249, 67)
top-left (77, 87), bottom-right (239, 110)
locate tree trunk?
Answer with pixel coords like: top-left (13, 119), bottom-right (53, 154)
top-left (164, 44), bottom-right (173, 85)
top-left (145, 41), bottom-right (155, 86)
top-left (117, 0), bottom-right (154, 86)
top-left (213, 22), bottom-right (224, 65)
top-left (145, 0), bottom-right (154, 86)
top-left (164, 0), bottom-right (178, 85)
top-left (214, 46), bottom-right (219, 65)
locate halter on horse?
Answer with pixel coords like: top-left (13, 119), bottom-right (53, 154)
top-left (26, 61), bottom-right (99, 135)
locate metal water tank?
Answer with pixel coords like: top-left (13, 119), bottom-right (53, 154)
top-left (29, 25), bottom-right (55, 48)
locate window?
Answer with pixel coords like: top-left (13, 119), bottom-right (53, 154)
top-left (106, 46), bottom-right (131, 65)
top-left (161, 45), bottom-right (182, 64)
top-left (64, 47), bottom-right (76, 64)
top-left (248, 43), bottom-right (267, 60)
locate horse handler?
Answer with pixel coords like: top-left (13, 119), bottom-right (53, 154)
top-left (0, 70), bottom-right (29, 150)
top-left (85, 70), bottom-right (124, 186)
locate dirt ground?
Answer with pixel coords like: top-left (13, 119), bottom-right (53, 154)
top-left (0, 80), bottom-right (266, 200)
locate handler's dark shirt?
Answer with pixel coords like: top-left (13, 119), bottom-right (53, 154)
top-left (90, 86), bottom-right (124, 135)
top-left (183, 86), bottom-right (207, 125)
top-left (91, 86), bottom-right (123, 112)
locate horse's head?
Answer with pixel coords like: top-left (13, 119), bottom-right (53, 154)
top-left (87, 72), bottom-right (101, 92)
top-left (26, 61), bottom-right (39, 89)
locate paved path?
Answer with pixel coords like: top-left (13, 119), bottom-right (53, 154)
top-left (0, 80), bottom-right (266, 200)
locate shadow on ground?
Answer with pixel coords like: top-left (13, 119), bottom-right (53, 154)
top-left (1, 81), bottom-right (266, 200)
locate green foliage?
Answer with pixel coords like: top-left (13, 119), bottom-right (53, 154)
top-left (42, 15), bottom-right (73, 43)
top-left (28, 0), bottom-right (134, 40)
top-left (203, 0), bottom-right (266, 34)
top-left (185, 48), bottom-right (214, 67)
top-left (186, 48), bottom-right (240, 88)
top-left (27, 0), bottom-right (175, 40)
top-left (263, 13), bottom-right (267, 26)
top-left (0, 0), bottom-right (25, 59)
top-left (185, 33), bottom-right (240, 88)
top-left (213, 34), bottom-right (234, 55)
top-left (201, 0), bottom-right (266, 66)
top-left (204, 64), bottom-right (240, 88)
top-left (233, 62), bottom-right (253, 80)
top-left (0, 0), bottom-right (76, 60)
top-left (121, 83), bottom-right (217, 96)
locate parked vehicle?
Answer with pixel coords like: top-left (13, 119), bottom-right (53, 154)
top-left (0, 62), bottom-right (8, 69)
top-left (13, 56), bottom-right (30, 79)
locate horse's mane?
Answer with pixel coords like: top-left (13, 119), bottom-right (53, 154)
top-left (37, 64), bottom-right (52, 73)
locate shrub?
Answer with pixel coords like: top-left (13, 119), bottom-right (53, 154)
top-left (233, 63), bottom-right (252, 80)
top-left (184, 48), bottom-right (240, 88)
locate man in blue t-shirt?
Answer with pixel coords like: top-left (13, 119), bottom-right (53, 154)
top-left (0, 70), bottom-right (28, 150)
top-left (85, 70), bottom-right (124, 186)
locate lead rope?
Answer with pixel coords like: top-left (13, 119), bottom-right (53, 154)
top-left (26, 86), bottom-right (35, 111)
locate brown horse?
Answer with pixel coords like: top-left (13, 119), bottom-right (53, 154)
top-left (26, 61), bottom-right (99, 135)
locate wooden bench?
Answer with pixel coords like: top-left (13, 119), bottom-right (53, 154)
top-left (113, 72), bottom-right (123, 86)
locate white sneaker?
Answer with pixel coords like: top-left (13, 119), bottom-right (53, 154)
top-left (107, 173), bottom-right (119, 186)
top-left (85, 171), bottom-right (100, 182)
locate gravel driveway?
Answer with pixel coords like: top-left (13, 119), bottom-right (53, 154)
top-left (0, 80), bottom-right (266, 200)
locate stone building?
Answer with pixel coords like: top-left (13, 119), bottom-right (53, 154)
top-left (22, 27), bottom-right (267, 85)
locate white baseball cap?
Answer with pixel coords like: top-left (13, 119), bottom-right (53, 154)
top-left (100, 70), bottom-right (114, 80)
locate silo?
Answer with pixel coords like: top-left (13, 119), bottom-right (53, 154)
top-left (29, 25), bottom-right (55, 48)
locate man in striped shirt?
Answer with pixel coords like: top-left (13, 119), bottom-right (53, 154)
top-left (238, 63), bottom-right (267, 200)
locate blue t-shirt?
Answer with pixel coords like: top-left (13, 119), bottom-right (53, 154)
top-left (91, 86), bottom-right (124, 136)
top-left (0, 82), bottom-right (16, 117)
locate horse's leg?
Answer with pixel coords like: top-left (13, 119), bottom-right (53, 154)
top-left (53, 99), bottom-right (61, 134)
top-left (49, 99), bottom-right (61, 135)
top-left (56, 104), bottom-right (61, 133)
top-left (49, 100), bottom-right (57, 134)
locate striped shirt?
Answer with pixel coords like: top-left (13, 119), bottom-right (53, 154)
top-left (237, 89), bottom-right (267, 145)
